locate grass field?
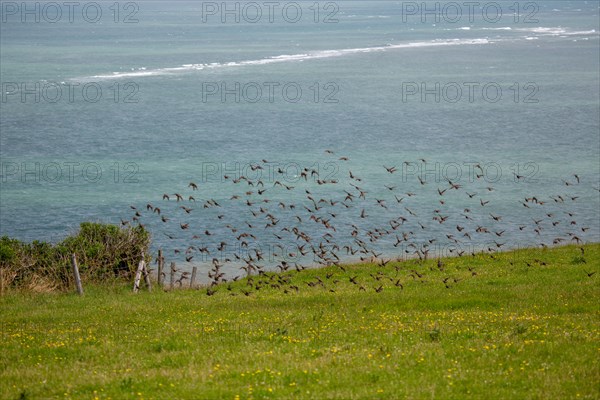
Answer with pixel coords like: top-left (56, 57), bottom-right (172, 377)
top-left (1, 244), bottom-right (599, 399)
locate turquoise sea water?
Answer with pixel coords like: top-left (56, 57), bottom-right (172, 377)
top-left (1, 1), bottom-right (599, 277)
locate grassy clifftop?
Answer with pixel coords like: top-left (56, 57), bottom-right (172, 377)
top-left (1, 244), bottom-right (598, 399)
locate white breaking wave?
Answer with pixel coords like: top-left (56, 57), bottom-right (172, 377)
top-left (78, 38), bottom-right (491, 81)
top-left (481, 27), bottom-right (513, 31)
top-left (517, 27), bottom-right (598, 36)
top-left (76, 25), bottom-right (598, 82)
top-left (562, 29), bottom-right (598, 36)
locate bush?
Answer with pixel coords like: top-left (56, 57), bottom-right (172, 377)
top-left (0, 223), bottom-right (150, 293)
top-left (0, 238), bottom-right (17, 262)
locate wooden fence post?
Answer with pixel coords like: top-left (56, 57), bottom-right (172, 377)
top-left (133, 260), bottom-right (145, 293)
top-left (142, 261), bottom-right (152, 292)
top-left (71, 254), bottom-right (84, 296)
top-left (190, 266), bottom-right (197, 289)
top-left (157, 249), bottom-right (164, 287)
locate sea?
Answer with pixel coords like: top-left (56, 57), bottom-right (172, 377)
top-left (1, 1), bottom-right (599, 279)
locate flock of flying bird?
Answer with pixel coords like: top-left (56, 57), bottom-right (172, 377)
top-left (123, 151), bottom-right (598, 295)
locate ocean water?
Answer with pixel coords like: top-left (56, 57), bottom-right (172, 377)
top-left (1, 1), bottom-right (599, 278)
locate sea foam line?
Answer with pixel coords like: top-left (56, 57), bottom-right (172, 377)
top-left (79, 38), bottom-right (491, 81)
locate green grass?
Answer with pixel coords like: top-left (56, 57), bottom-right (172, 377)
top-left (1, 244), bottom-right (599, 399)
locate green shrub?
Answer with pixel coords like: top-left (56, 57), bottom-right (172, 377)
top-left (0, 238), bottom-right (17, 262)
top-left (0, 223), bottom-right (150, 293)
